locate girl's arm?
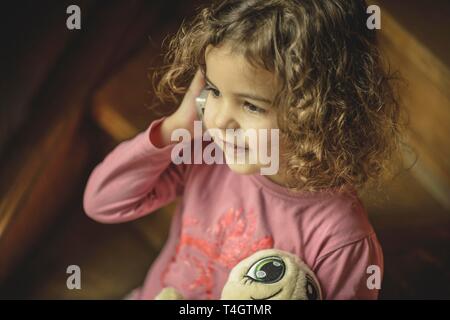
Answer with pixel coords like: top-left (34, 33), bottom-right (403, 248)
top-left (313, 234), bottom-right (384, 300)
top-left (83, 69), bottom-right (205, 224)
top-left (83, 116), bottom-right (186, 224)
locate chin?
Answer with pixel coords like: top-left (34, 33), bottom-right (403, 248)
top-left (225, 161), bottom-right (261, 175)
top-left (220, 148), bottom-right (262, 175)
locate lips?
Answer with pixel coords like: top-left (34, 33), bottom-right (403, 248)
top-left (214, 137), bottom-right (249, 152)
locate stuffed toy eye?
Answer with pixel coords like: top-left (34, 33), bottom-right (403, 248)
top-left (246, 256), bottom-right (285, 283)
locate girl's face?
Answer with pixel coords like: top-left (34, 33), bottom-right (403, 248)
top-left (203, 44), bottom-right (285, 181)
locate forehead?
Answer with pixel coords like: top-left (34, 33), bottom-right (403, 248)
top-left (204, 44), bottom-right (279, 96)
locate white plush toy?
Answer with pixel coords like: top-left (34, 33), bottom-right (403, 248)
top-left (155, 249), bottom-right (322, 300)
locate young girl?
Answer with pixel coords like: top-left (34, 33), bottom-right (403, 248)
top-left (83, 0), bottom-right (402, 299)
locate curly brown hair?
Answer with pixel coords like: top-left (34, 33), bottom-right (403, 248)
top-left (151, 0), bottom-right (406, 193)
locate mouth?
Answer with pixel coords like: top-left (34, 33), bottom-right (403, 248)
top-left (250, 288), bottom-right (283, 300)
top-left (214, 137), bottom-right (250, 153)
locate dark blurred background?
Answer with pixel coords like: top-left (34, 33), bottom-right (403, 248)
top-left (0, 0), bottom-right (449, 299)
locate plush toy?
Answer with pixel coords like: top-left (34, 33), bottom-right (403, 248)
top-left (155, 249), bottom-right (322, 300)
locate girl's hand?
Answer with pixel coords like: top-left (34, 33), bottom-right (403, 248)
top-left (151, 69), bottom-right (206, 147)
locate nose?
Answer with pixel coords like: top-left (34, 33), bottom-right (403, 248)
top-left (213, 100), bottom-right (239, 130)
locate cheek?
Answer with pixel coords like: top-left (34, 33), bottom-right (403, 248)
top-left (251, 123), bottom-right (278, 148)
top-left (202, 103), bottom-right (215, 129)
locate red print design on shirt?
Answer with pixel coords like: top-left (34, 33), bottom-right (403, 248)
top-left (161, 207), bottom-right (273, 299)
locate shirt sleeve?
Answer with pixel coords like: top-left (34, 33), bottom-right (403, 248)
top-left (83, 117), bottom-right (188, 224)
top-left (313, 234), bottom-right (384, 300)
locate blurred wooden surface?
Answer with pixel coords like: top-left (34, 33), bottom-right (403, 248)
top-left (0, 0), bottom-right (171, 282)
top-left (0, 0), bottom-right (202, 295)
top-left (373, 0), bottom-right (450, 209)
top-left (0, 0), bottom-right (204, 299)
top-left (374, 0), bottom-right (450, 68)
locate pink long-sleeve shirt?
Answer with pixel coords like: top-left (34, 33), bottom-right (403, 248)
top-left (83, 117), bottom-right (384, 300)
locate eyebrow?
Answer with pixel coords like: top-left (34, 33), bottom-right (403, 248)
top-left (204, 74), bottom-right (273, 105)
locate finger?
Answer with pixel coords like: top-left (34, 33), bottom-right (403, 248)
top-left (187, 68), bottom-right (206, 98)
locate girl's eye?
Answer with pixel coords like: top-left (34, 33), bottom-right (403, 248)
top-left (205, 85), bottom-right (267, 115)
top-left (205, 85), bottom-right (220, 98)
top-left (243, 102), bottom-right (266, 115)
